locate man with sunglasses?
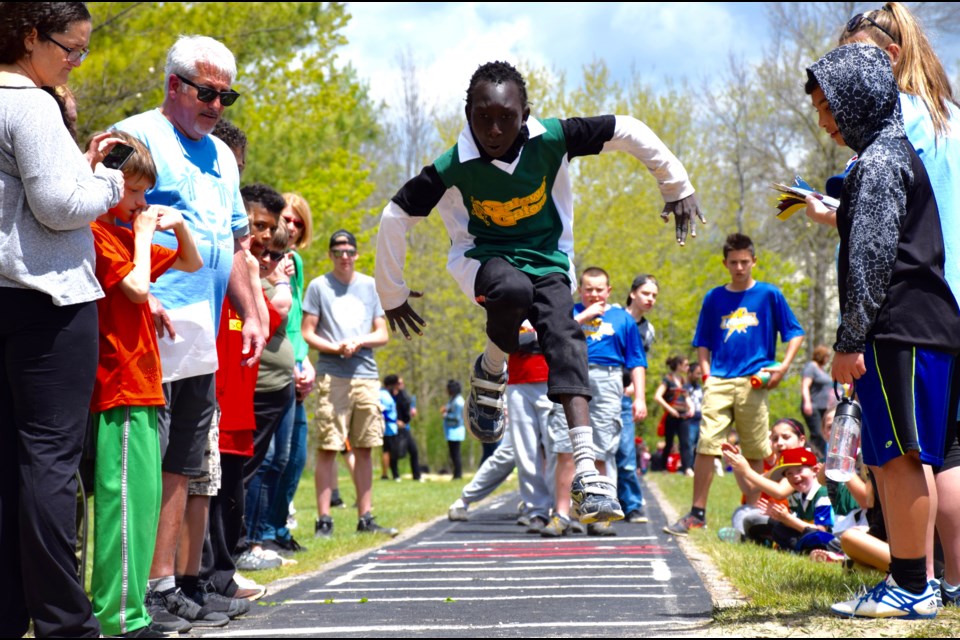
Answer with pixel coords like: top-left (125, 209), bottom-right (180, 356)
top-left (302, 230), bottom-right (398, 538)
top-left (113, 35), bottom-right (265, 632)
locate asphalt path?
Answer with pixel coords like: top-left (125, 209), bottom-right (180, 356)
top-left (201, 486), bottom-right (713, 638)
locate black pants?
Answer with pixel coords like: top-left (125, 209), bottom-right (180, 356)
top-left (385, 428), bottom-right (421, 480)
top-left (474, 258), bottom-right (590, 401)
top-left (0, 290), bottom-right (100, 637)
top-left (201, 453), bottom-right (245, 596)
top-left (448, 441), bottom-right (463, 479)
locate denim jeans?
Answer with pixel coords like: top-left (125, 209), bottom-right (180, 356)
top-left (264, 400), bottom-right (309, 542)
top-left (616, 395), bottom-right (643, 513)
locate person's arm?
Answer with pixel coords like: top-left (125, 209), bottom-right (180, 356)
top-left (653, 381), bottom-right (675, 417)
top-left (801, 373), bottom-right (814, 417)
top-left (153, 206), bottom-right (202, 273)
top-left (765, 334), bottom-right (804, 390)
top-left (340, 316), bottom-right (389, 359)
top-left (574, 302), bottom-right (606, 325)
top-left (561, 115), bottom-right (704, 245)
top-left (116, 207), bottom-right (159, 304)
top-left (264, 278), bottom-right (292, 321)
top-left (768, 502), bottom-right (812, 533)
top-left (631, 366), bottom-right (647, 422)
top-left (720, 443), bottom-right (795, 499)
top-left (697, 346), bottom-right (712, 380)
top-left (301, 312), bottom-right (342, 356)
top-left (228, 237), bottom-right (266, 367)
top-left (804, 195), bottom-right (838, 227)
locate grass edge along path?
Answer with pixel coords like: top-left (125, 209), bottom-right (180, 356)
top-left (645, 471), bottom-right (959, 638)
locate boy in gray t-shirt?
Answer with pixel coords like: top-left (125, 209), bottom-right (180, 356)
top-left (301, 230), bottom-right (397, 538)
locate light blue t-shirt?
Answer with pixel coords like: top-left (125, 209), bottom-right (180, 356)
top-left (693, 281), bottom-right (804, 379)
top-left (113, 109), bottom-right (247, 330)
top-left (380, 388), bottom-right (398, 437)
top-left (901, 93), bottom-right (960, 307)
top-left (443, 395), bottom-right (465, 442)
top-left (574, 303), bottom-right (646, 370)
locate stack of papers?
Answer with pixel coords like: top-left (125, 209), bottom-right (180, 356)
top-left (771, 176), bottom-right (839, 220)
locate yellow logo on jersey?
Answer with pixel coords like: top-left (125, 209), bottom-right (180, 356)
top-left (583, 317), bottom-right (615, 342)
top-left (229, 318), bottom-right (242, 332)
top-left (470, 177), bottom-right (547, 227)
top-left (721, 307), bottom-right (758, 342)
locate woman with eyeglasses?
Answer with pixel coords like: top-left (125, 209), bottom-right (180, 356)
top-left (257, 193), bottom-right (316, 554)
top-left (835, 1), bottom-right (960, 612)
top-left (0, 2), bottom-right (125, 637)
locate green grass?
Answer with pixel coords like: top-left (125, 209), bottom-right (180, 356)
top-left (647, 471), bottom-right (960, 637)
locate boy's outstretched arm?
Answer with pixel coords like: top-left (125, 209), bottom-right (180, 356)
top-left (375, 199), bottom-right (427, 339)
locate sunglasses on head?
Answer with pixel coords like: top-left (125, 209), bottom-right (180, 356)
top-left (283, 215), bottom-right (305, 230)
top-left (175, 74), bottom-right (240, 106)
top-left (331, 248), bottom-right (357, 258)
top-left (845, 12), bottom-right (897, 43)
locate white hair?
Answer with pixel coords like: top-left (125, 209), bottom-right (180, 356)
top-left (164, 35), bottom-right (237, 93)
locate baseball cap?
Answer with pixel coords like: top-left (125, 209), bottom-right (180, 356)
top-left (329, 229), bottom-right (357, 249)
top-left (766, 447), bottom-right (818, 481)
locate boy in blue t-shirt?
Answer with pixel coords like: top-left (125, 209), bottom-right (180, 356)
top-left (665, 232), bottom-right (804, 536)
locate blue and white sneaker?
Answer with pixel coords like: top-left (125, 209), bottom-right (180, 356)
top-left (942, 580), bottom-right (960, 607)
top-left (570, 470), bottom-right (623, 524)
top-left (928, 579), bottom-right (942, 609)
top-left (831, 575), bottom-right (939, 619)
top-left (467, 356), bottom-right (507, 443)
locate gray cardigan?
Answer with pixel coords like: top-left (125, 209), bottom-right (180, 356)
top-left (0, 86), bottom-right (123, 306)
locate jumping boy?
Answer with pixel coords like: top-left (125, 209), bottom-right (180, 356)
top-left (805, 43), bottom-right (960, 619)
top-left (375, 60), bottom-right (702, 523)
top-left (90, 132), bottom-right (203, 637)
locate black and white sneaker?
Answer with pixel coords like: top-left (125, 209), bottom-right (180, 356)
top-left (467, 355), bottom-right (507, 443)
top-left (357, 512), bottom-right (399, 537)
top-left (570, 470), bottom-right (624, 524)
top-left (146, 587), bottom-right (229, 628)
top-left (315, 515), bottom-right (334, 538)
top-left (189, 582), bottom-right (251, 619)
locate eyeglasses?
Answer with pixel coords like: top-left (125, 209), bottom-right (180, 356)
top-left (330, 249), bottom-right (357, 258)
top-left (175, 74), bottom-right (240, 107)
top-left (845, 12), bottom-right (897, 43)
top-left (283, 215), bottom-right (305, 230)
top-left (40, 32), bottom-right (89, 63)
top-left (264, 250), bottom-right (286, 262)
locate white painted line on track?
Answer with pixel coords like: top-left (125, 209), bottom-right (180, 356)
top-left (203, 619), bottom-right (703, 637)
top-left (370, 558), bottom-right (663, 566)
top-left (325, 574), bottom-right (661, 583)
top-left (327, 563), bottom-right (375, 586)
top-left (338, 564), bottom-right (665, 573)
top-left (404, 536), bottom-right (659, 546)
top-left (308, 583), bottom-right (667, 593)
top-left (652, 559), bottom-right (671, 581)
top-left (290, 593), bottom-right (676, 604)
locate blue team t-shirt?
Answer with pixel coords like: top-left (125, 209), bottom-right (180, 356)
top-left (693, 281), bottom-right (804, 379)
top-left (574, 303), bottom-right (647, 369)
top-left (114, 109), bottom-right (247, 330)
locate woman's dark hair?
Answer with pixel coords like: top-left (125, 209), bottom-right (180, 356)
top-left (0, 2), bottom-right (91, 65)
top-left (665, 354), bottom-right (687, 371)
top-left (625, 273), bottom-right (658, 308)
top-left (465, 60), bottom-right (528, 112)
top-left (447, 379), bottom-right (462, 396)
top-left (772, 417), bottom-right (806, 440)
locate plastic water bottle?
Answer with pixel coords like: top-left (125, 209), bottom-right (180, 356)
top-left (825, 396), bottom-right (861, 482)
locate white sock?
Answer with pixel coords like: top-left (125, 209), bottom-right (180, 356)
top-left (481, 340), bottom-right (506, 376)
top-left (149, 575), bottom-right (176, 594)
top-left (570, 426), bottom-right (596, 475)
top-left (944, 579), bottom-right (960, 592)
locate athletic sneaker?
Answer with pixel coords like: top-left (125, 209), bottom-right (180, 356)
top-left (146, 587), bottom-right (229, 628)
top-left (357, 512), bottom-right (399, 537)
top-left (929, 579), bottom-right (942, 609)
top-left (525, 515), bottom-right (549, 534)
top-left (587, 521), bottom-right (617, 536)
top-left (717, 527), bottom-right (742, 543)
top-left (235, 549), bottom-right (282, 571)
top-left (315, 515), bottom-right (334, 538)
top-left (663, 512), bottom-right (706, 536)
top-left (448, 500), bottom-right (469, 521)
top-left (188, 583), bottom-right (251, 619)
top-left (624, 509), bottom-right (649, 524)
top-left (232, 573), bottom-right (267, 601)
top-left (830, 574), bottom-right (938, 619)
top-left (330, 489), bottom-right (345, 508)
top-left (568, 519), bottom-right (586, 535)
top-left (467, 355), bottom-right (507, 443)
top-left (570, 470), bottom-right (623, 524)
top-left (108, 622), bottom-right (170, 638)
top-left (540, 514), bottom-right (571, 537)
top-left (942, 581), bottom-right (960, 607)
top-left (262, 536), bottom-right (306, 556)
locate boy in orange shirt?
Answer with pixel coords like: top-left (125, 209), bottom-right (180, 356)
top-left (89, 132), bottom-right (203, 637)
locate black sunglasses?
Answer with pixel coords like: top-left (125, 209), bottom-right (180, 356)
top-left (264, 249), bottom-right (285, 262)
top-left (40, 32), bottom-right (89, 63)
top-left (175, 74), bottom-right (240, 107)
top-left (845, 12), bottom-right (897, 43)
top-left (330, 248), bottom-right (357, 258)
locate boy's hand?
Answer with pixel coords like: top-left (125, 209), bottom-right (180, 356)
top-left (660, 193), bottom-right (706, 247)
top-left (761, 362), bottom-right (789, 390)
top-left (132, 205), bottom-right (159, 234)
top-left (832, 351), bottom-right (865, 385)
top-left (385, 293), bottom-right (426, 339)
top-left (148, 293), bottom-right (175, 339)
top-left (153, 205), bottom-right (184, 232)
top-left (578, 301), bottom-right (606, 322)
top-left (804, 194), bottom-right (837, 228)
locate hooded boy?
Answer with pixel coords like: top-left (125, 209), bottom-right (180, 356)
top-left (806, 43), bottom-right (960, 620)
